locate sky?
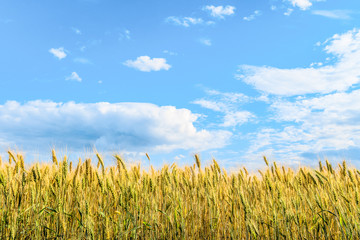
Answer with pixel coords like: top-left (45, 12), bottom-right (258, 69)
top-left (1, 0), bottom-right (360, 170)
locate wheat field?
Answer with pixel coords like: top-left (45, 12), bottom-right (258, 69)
top-left (0, 150), bottom-right (359, 239)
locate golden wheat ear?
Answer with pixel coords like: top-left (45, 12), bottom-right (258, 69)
top-left (52, 149), bottom-right (58, 165)
top-left (195, 154), bottom-right (201, 170)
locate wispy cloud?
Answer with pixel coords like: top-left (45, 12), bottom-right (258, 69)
top-left (193, 90), bottom-right (254, 127)
top-left (232, 28), bottom-right (360, 164)
top-left (0, 101), bottom-right (231, 152)
top-left (284, 8), bottom-right (294, 16)
top-left (166, 16), bottom-right (207, 27)
top-left (312, 10), bottom-right (352, 20)
top-left (66, 72), bottom-right (82, 82)
top-left (248, 89), bottom-right (360, 163)
top-left (49, 47), bottom-right (67, 60)
top-left (236, 28), bottom-right (360, 96)
top-left (124, 56), bottom-right (171, 72)
top-left (243, 10), bottom-right (262, 21)
top-left (163, 50), bottom-right (178, 56)
top-left (125, 29), bottom-right (130, 39)
top-left (203, 5), bottom-right (235, 19)
top-left (174, 154), bottom-right (185, 161)
top-left (119, 29), bottom-right (131, 40)
top-left (199, 38), bottom-right (212, 46)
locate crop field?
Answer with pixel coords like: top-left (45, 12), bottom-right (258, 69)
top-left (0, 150), bottom-right (359, 239)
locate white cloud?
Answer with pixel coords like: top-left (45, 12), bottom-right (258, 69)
top-left (250, 90), bottom-right (360, 158)
top-left (166, 16), bottom-right (205, 27)
top-left (243, 10), bottom-right (262, 21)
top-left (206, 89), bottom-right (250, 103)
top-left (66, 72), bottom-right (82, 82)
top-left (309, 62), bottom-right (323, 67)
top-left (312, 10), bottom-right (352, 19)
top-left (174, 154), bottom-right (185, 160)
top-left (271, 5), bottom-right (277, 11)
top-left (236, 28), bottom-right (360, 96)
top-left (193, 90), bottom-right (254, 127)
top-left (272, 90), bottom-right (360, 127)
top-left (288, 0), bottom-right (325, 11)
top-left (0, 101), bottom-right (231, 152)
top-left (124, 56), bottom-right (171, 72)
top-left (163, 50), bottom-right (178, 56)
top-left (193, 99), bottom-right (227, 112)
top-left (284, 8), bottom-right (294, 16)
top-left (289, 0), bottom-right (312, 10)
top-left (203, 5), bottom-right (235, 19)
top-left (222, 111), bottom-right (254, 127)
top-left (119, 29), bottom-right (131, 40)
top-left (200, 38), bottom-right (212, 46)
top-left (49, 47), bottom-right (67, 60)
top-left (246, 127), bottom-right (314, 165)
top-left (235, 28), bottom-right (360, 167)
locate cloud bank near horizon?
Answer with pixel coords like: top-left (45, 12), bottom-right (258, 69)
top-left (0, 100), bottom-right (231, 154)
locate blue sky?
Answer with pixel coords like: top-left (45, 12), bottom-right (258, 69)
top-left (1, 0), bottom-right (360, 169)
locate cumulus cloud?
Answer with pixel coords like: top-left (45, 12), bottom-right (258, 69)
top-left (288, 0), bottom-right (325, 11)
top-left (226, 28), bottom-right (360, 166)
top-left (66, 72), bottom-right (82, 82)
top-left (124, 56), bottom-right (171, 72)
top-left (236, 28), bottom-right (360, 96)
top-left (243, 10), bottom-right (262, 21)
top-left (0, 101), bottom-right (231, 152)
top-left (49, 47), bottom-right (67, 60)
top-left (312, 10), bottom-right (352, 20)
top-left (289, 0), bottom-right (312, 10)
top-left (203, 5), bottom-right (235, 19)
